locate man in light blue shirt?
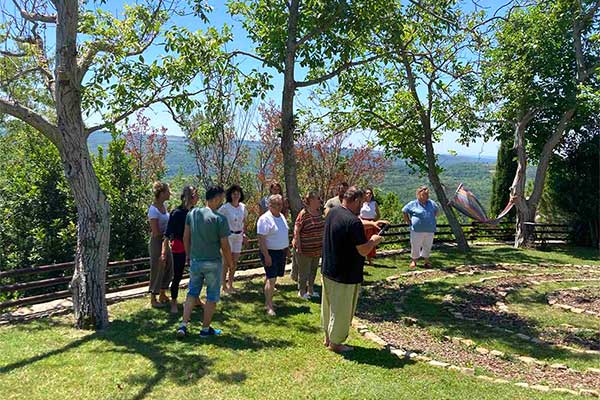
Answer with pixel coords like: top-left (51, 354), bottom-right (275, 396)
top-left (402, 186), bottom-right (439, 268)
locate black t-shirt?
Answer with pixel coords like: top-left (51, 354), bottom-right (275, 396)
top-left (165, 206), bottom-right (189, 241)
top-left (322, 206), bottom-right (368, 284)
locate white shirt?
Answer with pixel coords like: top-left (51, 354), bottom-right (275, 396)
top-left (257, 210), bottom-right (289, 250)
top-left (360, 200), bottom-right (378, 220)
top-left (148, 204), bottom-right (169, 234)
top-left (218, 202), bottom-right (248, 233)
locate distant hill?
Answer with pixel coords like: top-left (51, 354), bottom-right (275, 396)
top-left (88, 131), bottom-right (504, 209)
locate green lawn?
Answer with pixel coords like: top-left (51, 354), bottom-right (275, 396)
top-left (0, 245), bottom-right (598, 400)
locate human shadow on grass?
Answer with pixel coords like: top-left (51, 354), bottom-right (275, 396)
top-left (356, 279), bottom-right (599, 364)
top-left (341, 345), bottom-right (414, 369)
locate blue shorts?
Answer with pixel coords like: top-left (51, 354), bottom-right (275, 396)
top-left (187, 259), bottom-right (222, 302)
top-left (260, 249), bottom-right (287, 279)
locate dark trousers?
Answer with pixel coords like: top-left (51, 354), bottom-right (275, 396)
top-left (171, 252), bottom-right (186, 300)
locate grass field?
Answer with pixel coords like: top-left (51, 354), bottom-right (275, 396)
top-left (0, 245), bottom-right (598, 400)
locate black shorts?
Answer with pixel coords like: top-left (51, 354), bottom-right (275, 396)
top-left (260, 249), bottom-right (287, 279)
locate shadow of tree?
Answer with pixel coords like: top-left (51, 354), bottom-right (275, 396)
top-left (357, 278), bottom-right (599, 363)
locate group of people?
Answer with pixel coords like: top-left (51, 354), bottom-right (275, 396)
top-left (147, 179), bottom-right (439, 351)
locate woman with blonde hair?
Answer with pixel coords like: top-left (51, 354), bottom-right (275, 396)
top-left (402, 185), bottom-right (439, 269)
top-left (165, 185), bottom-right (199, 313)
top-left (148, 181), bottom-right (173, 308)
top-left (292, 190), bottom-right (325, 299)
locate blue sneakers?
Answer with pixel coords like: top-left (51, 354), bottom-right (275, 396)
top-left (199, 326), bottom-right (222, 338)
top-left (176, 324), bottom-right (187, 338)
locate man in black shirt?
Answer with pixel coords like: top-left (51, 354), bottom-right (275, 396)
top-left (321, 186), bottom-right (384, 353)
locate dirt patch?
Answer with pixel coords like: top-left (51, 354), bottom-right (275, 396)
top-left (548, 287), bottom-right (600, 315)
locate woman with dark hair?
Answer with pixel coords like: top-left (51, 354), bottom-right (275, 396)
top-left (148, 181), bottom-right (173, 308)
top-left (359, 188), bottom-right (381, 264)
top-left (218, 184), bottom-right (248, 293)
top-left (165, 185), bottom-right (199, 313)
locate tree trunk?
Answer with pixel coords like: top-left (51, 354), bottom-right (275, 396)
top-left (423, 131), bottom-right (470, 252)
top-left (57, 0), bottom-right (110, 329)
top-left (281, 0), bottom-right (303, 220)
top-left (514, 203), bottom-right (535, 248)
top-left (510, 110), bottom-right (537, 248)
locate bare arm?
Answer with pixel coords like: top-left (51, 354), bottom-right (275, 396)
top-left (220, 237), bottom-right (234, 270)
top-left (257, 235), bottom-right (272, 266)
top-left (403, 212), bottom-right (411, 225)
top-left (355, 235), bottom-right (383, 257)
top-left (149, 219), bottom-right (162, 238)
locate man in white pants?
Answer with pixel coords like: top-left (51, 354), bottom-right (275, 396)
top-left (402, 186), bottom-right (439, 268)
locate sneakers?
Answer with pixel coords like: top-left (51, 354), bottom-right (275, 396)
top-left (200, 326), bottom-right (222, 338)
top-left (309, 292), bottom-right (320, 299)
top-left (176, 324), bottom-right (187, 338)
top-left (299, 291), bottom-right (311, 300)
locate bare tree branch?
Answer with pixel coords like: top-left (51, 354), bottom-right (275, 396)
top-left (10, 0), bottom-right (56, 23)
top-left (0, 97), bottom-right (60, 144)
top-left (84, 88), bottom-right (209, 136)
top-left (296, 55), bottom-right (380, 88)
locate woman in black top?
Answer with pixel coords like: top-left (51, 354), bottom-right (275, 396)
top-left (165, 185), bottom-right (198, 313)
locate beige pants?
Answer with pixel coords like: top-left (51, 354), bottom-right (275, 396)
top-left (296, 252), bottom-right (319, 292)
top-left (321, 275), bottom-right (360, 345)
top-left (148, 237), bottom-right (173, 295)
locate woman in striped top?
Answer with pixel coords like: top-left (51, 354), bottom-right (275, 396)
top-left (292, 191), bottom-right (325, 299)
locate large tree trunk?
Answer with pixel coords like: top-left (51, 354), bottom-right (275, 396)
top-left (57, 0), bottom-right (110, 329)
top-left (281, 0), bottom-right (303, 220)
top-left (510, 110), bottom-right (537, 248)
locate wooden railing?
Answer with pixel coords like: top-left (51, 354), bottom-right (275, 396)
top-left (0, 223), bottom-right (570, 310)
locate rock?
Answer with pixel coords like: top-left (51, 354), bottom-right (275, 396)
top-left (557, 304), bottom-right (572, 310)
top-left (428, 360), bottom-right (450, 368)
top-left (494, 378), bottom-right (509, 384)
top-left (451, 337), bottom-right (463, 345)
top-left (476, 375), bottom-right (495, 382)
top-left (514, 333), bottom-right (530, 341)
top-left (551, 388), bottom-right (579, 396)
top-left (490, 350), bottom-right (505, 357)
top-left (413, 355), bottom-right (432, 362)
top-left (550, 363), bottom-right (568, 370)
top-left (587, 368), bottom-right (600, 374)
top-left (390, 348), bottom-right (408, 358)
top-left (475, 347), bottom-right (489, 355)
top-left (530, 337), bottom-right (545, 345)
top-left (514, 382), bottom-right (529, 388)
top-left (547, 298), bottom-right (557, 305)
top-left (460, 339), bottom-right (476, 347)
top-left (571, 307), bottom-right (585, 314)
top-left (364, 331), bottom-right (388, 346)
top-left (580, 389), bottom-right (600, 398)
top-left (518, 356), bottom-right (536, 364)
top-left (531, 385), bottom-right (550, 392)
top-left (407, 352), bottom-right (419, 359)
top-left (460, 367), bottom-right (475, 375)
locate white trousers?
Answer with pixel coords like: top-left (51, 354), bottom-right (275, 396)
top-left (410, 231), bottom-right (435, 259)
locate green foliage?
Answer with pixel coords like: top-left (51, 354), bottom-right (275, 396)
top-left (490, 137), bottom-right (516, 221)
top-left (545, 133), bottom-right (599, 246)
top-left (0, 123), bottom-right (77, 271)
top-left (93, 135), bottom-right (150, 261)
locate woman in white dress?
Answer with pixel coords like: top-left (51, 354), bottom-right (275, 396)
top-left (359, 188), bottom-right (381, 265)
top-left (218, 184), bottom-right (248, 293)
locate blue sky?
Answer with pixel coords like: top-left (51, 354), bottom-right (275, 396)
top-left (90, 0), bottom-right (502, 157)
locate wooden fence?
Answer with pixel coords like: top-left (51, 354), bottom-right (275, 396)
top-left (0, 222), bottom-right (570, 310)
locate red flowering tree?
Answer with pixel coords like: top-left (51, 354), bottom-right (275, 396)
top-left (123, 111), bottom-right (168, 184)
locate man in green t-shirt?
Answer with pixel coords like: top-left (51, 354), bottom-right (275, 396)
top-left (176, 186), bottom-right (233, 338)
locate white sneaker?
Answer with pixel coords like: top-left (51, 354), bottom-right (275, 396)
top-left (299, 292), bottom-right (311, 300)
